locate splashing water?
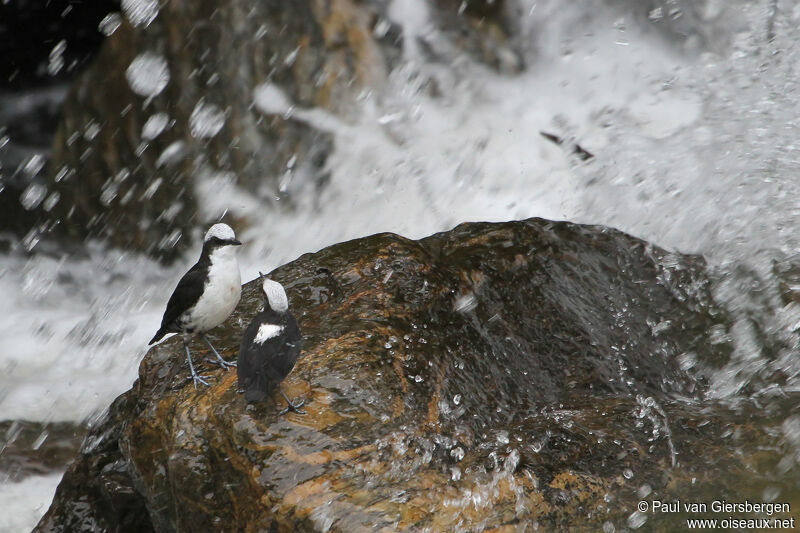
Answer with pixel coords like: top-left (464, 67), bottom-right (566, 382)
top-left (125, 53), bottom-right (169, 97)
top-left (189, 100), bottom-right (225, 139)
top-left (141, 112), bottom-right (170, 140)
top-left (120, 0), bottom-right (159, 28)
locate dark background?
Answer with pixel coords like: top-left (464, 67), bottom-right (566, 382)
top-left (0, 0), bottom-right (119, 238)
top-left (0, 0), bottom-right (119, 89)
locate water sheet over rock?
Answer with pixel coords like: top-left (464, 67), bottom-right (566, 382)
top-left (36, 219), bottom-right (798, 531)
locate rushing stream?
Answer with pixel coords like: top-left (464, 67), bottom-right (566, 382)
top-left (2, 0), bottom-right (800, 530)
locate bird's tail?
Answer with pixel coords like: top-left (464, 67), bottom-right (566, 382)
top-left (242, 372), bottom-right (276, 403)
top-left (244, 388), bottom-right (267, 403)
top-left (149, 328), bottom-right (167, 345)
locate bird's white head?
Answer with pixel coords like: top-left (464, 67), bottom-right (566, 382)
top-left (261, 277), bottom-right (289, 313)
top-left (203, 224), bottom-right (242, 255)
top-left (204, 223), bottom-right (239, 243)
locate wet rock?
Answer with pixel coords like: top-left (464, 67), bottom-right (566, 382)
top-left (0, 420), bottom-right (86, 482)
top-left (34, 392), bottom-right (153, 533)
top-left (432, 0), bottom-right (523, 73)
top-left (39, 218), bottom-right (800, 531)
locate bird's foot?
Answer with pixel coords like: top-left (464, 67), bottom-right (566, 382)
top-left (187, 373), bottom-right (211, 388)
top-left (279, 398), bottom-right (306, 416)
top-left (200, 335), bottom-right (236, 370)
top-left (206, 356), bottom-right (237, 370)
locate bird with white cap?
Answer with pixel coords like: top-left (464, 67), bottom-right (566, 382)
top-left (149, 223), bottom-right (242, 387)
top-left (237, 273), bottom-right (305, 415)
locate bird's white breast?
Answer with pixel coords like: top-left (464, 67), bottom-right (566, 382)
top-left (186, 247), bottom-right (241, 332)
top-left (254, 323), bottom-right (284, 344)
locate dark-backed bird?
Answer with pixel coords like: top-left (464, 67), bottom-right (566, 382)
top-left (237, 275), bottom-right (304, 415)
top-left (149, 223), bottom-right (242, 387)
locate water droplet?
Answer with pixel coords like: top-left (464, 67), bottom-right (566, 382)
top-left (98, 13), bottom-right (122, 36)
top-left (22, 227), bottom-right (41, 251)
top-left (48, 40), bottom-right (66, 75)
top-left (623, 468), bottom-right (634, 479)
top-left (84, 121), bottom-right (101, 141)
top-left (284, 47), bottom-right (299, 66)
top-left (496, 431), bottom-right (510, 445)
top-left (374, 19), bottom-right (391, 38)
top-left (454, 293), bottom-right (477, 313)
top-left (31, 430), bottom-right (48, 450)
top-left (156, 141), bottom-right (185, 168)
top-left (159, 229), bottom-right (182, 249)
top-left (121, 0), bottom-right (159, 27)
top-left (189, 101), bottom-right (225, 139)
top-left (377, 112), bottom-right (403, 125)
top-left (142, 113), bottom-right (169, 140)
top-left (20, 182), bottom-right (47, 210)
top-left (100, 184), bottom-right (118, 206)
top-left (602, 521), bottom-right (616, 533)
top-left (43, 192), bottom-right (60, 211)
top-left (627, 510), bottom-right (647, 529)
top-left (54, 166), bottom-right (72, 182)
top-left (23, 154), bottom-right (46, 176)
top-left (677, 351), bottom-right (697, 371)
top-left (763, 486), bottom-right (780, 502)
top-left (413, 375), bottom-right (423, 383)
top-left (453, 394), bottom-right (462, 405)
top-left (253, 82), bottom-right (293, 115)
top-left (450, 447), bottom-right (464, 461)
top-left (126, 53), bottom-right (169, 97)
top-left (504, 448), bottom-right (519, 471)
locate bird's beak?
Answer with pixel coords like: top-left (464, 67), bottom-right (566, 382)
top-left (230, 239), bottom-right (242, 246)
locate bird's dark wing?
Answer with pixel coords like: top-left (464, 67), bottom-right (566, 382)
top-left (237, 317), bottom-right (261, 397)
top-left (149, 260), bottom-right (208, 344)
top-left (274, 314), bottom-right (302, 378)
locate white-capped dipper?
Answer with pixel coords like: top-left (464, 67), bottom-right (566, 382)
top-left (237, 274), bottom-right (304, 415)
top-left (149, 223), bottom-right (242, 388)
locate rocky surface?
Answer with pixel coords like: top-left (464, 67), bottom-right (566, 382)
top-left (33, 393), bottom-right (153, 533)
top-left (0, 421), bottom-right (86, 482)
top-left (34, 218), bottom-right (799, 531)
